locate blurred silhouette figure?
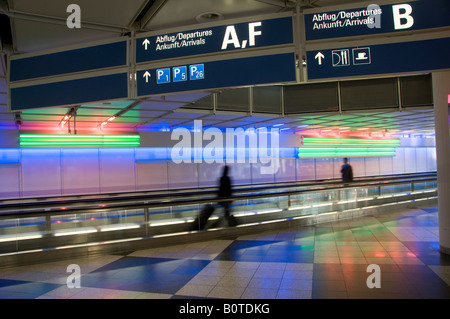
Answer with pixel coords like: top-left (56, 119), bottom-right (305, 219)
top-left (217, 165), bottom-right (237, 227)
top-left (341, 158), bottom-right (353, 183)
top-left (190, 165), bottom-right (237, 231)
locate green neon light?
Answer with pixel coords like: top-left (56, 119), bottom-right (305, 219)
top-left (19, 134), bottom-right (140, 148)
top-left (20, 134), bottom-right (140, 139)
top-left (302, 137), bottom-right (400, 144)
top-left (298, 137), bottom-right (400, 158)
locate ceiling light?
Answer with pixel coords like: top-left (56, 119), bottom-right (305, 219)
top-left (196, 12), bottom-right (224, 23)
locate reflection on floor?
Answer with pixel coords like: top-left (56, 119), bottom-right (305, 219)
top-left (1, 205), bottom-right (450, 299)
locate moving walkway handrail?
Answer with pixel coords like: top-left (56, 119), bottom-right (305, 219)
top-left (0, 172), bottom-right (436, 208)
top-left (0, 173), bottom-right (437, 219)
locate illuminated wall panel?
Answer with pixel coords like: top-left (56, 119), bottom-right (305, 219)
top-left (427, 148), bottom-right (437, 171)
top-left (136, 162), bottom-right (169, 191)
top-left (315, 158), bottom-right (334, 180)
top-left (404, 148), bottom-right (417, 173)
top-left (21, 149), bottom-right (61, 197)
top-left (379, 157), bottom-right (394, 175)
top-left (198, 162), bottom-right (223, 188)
top-left (348, 158), bottom-right (366, 178)
top-left (228, 162), bottom-right (252, 186)
top-left (168, 162), bottom-right (198, 189)
top-left (99, 148), bottom-right (136, 193)
top-left (275, 158), bottom-right (297, 183)
top-left (251, 162), bottom-right (276, 185)
top-left (0, 150), bottom-right (20, 199)
top-left (135, 148), bottom-right (170, 191)
top-left (61, 149), bottom-right (100, 195)
top-left (415, 148), bottom-right (428, 173)
top-left (365, 157), bottom-right (380, 176)
top-left (297, 158), bottom-right (315, 181)
top-left (393, 148), bottom-right (406, 174)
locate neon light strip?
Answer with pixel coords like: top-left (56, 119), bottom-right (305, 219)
top-left (19, 134), bottom-right (140, 148)
top-left (299, 137), bottom-right (400, 158)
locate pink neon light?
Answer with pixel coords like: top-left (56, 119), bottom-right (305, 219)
top-left (447, 94), bottom-right (450, 105)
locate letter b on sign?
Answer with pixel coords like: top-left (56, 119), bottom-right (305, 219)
top-left (392, 4), bottom-right (414, 30)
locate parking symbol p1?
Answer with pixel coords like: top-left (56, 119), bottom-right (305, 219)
top-left (190, 64), bottom-right (204, 80)
top-left (157, 68), bottom-right (171, 84)
top-left (173, 66), bottom-right (187, 82)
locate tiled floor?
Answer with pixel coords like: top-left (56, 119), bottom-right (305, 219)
top-left (1, 205), bottom-right (450, 299)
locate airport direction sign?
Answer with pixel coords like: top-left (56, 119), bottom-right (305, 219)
top-left (304, 0), bottom-right (450, 41)
top-left (10, 73), bottom-right (129, 111)
top-left (9, 40), bottom-right (128, 82)
top-left (135, 15), bottom-right (294, 63)
top-left (136, 53), bottom-right (296, 97)
top-left (8, 39), bottom-right (129, 111)
top-left (306, 37), bottom-right (450, 80)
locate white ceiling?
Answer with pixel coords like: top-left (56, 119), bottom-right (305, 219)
top-left (0, 0), bottom-right (437, 136)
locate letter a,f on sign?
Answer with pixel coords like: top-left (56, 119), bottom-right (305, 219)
top-left (66, 4), bottom-right (81, 29)
top-left (366, 264), bottom-right (381, 289)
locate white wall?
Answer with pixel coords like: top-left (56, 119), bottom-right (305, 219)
top-left (0, 145), bottom-right (437, 200)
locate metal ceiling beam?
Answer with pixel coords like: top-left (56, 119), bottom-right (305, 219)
top-left (131, 0), bottom-right (168, 31)
top-left (254, 0), bottom-right (288, 7)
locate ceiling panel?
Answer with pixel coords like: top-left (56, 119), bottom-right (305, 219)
top-left (22, 107), bottom-right (70, 115)
top-left (21, 114), bottom-right (65, 121)
top-left (12, 0), bottom-right (146, 27)
top-left (161, 112), bottom-right (204, 119)
top-left (201, 114), bottom-right (246, 121)
top-left (144, 0), bottom-right (285, 30)
top-left (134, 101), bottom-right (187, 111)
top-left (122, 110), bottom-right (168, 118)
top-left (12, 19), bottom-right (117, 52)
top-left (82, 100), bottom-right (136, 109)
top-left (162, 92), bottom-right (212, 103)
top-left (76, 108), bottom-right (119, 117)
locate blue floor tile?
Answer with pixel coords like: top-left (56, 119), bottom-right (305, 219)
top-left (0, 279), bottom-right (28, 288)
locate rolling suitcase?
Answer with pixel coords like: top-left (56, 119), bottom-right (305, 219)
top-left (190, 204), bottom-right (215, 230)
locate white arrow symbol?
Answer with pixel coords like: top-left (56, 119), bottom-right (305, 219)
top-left (142, 38), bottom-right (150, 50)
top-left (143, 71), bottom-right (151, 83)
top-left (315, 52), bottom-right (325, 65)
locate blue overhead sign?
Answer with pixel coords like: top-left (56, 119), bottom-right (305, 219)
top-left (9, 40), bottom-right (127, 82)
top-left (137, 53), bottom-right (296, 97)
top-left (136, 16), bottom-right (294, 63)
top-left (8, 39), bottom-right (129, 111)
top-left (10, 73), bottom-right (129, 110)
top-left (306, 37), bottom-right (450, 80)
top-left (304, 0), bottom-right (450, 41)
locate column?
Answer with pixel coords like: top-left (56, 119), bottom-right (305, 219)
top-left (433, 71), bottom-right (450, 255)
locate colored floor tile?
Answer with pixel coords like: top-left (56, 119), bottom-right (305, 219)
top-left (0, 205), bottom-right (449, 299)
